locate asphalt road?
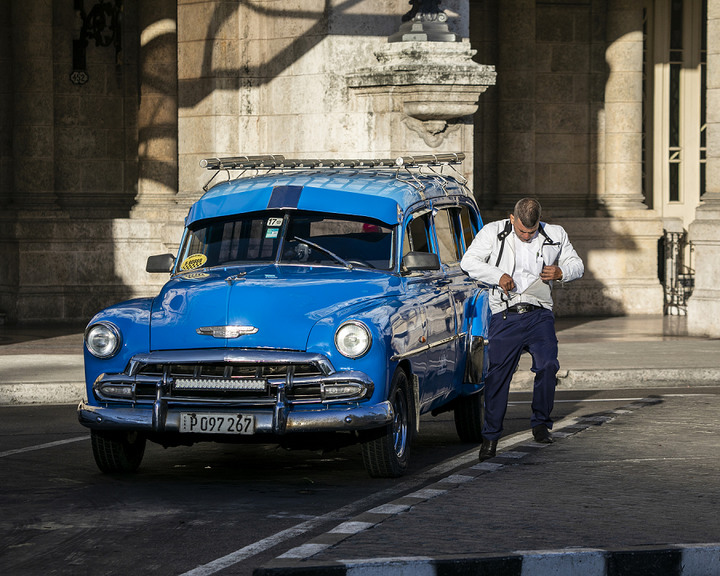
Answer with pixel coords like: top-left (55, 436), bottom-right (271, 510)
top-left (1, 388), bottom-right (710, 576)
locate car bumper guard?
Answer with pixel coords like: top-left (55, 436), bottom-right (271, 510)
top-left (78, 399), bottom-right (394, 435)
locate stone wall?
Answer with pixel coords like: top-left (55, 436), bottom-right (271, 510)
top-left (11, 219), bottom-right (165, 323)
top-left (0, 1), bottom-right (144, 323)
top-left (0, 0), bottom-right (688, 323)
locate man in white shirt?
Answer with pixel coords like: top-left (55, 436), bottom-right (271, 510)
top-left (460, 198), bottom-right (584, 461)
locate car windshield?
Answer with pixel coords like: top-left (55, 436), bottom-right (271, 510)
top-left (177, 210), bottom-right (395, 271)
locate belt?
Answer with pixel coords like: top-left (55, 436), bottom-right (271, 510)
top-left (506, 303), bottom-right (542, 314)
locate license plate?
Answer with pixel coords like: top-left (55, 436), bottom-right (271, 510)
top-left (179, 413), bottom-right (255, 435)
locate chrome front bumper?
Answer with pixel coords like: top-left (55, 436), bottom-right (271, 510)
top-left (78, 400), bottom-right (394, 435)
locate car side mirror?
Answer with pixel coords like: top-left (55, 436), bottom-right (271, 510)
top-left (402, 251), bottom-right (440, 272)
top-left (146, 253), bottom-right (175, 273)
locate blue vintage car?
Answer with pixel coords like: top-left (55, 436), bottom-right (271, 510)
top-left (78, 153), bottom-right (490, 477)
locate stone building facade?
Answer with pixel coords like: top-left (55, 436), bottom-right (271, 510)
top-left (1, 0), bottom-right (718, 336)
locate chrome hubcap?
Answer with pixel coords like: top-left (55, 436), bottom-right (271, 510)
top-left (392, 387), bottom-right (408, 458)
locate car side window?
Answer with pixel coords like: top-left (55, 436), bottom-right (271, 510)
top-left (403, 212), bottom-right (433, 256)
top-left (434, 209), bottom-right (461, 265)
top-left (458, 204), bottom-right (479, 254)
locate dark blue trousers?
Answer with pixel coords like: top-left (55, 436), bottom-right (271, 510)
top-left (482, 307), bottom-right (559, 441)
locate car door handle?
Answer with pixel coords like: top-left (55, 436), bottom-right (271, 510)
top-left (436, 279), bottom-right (452, 286)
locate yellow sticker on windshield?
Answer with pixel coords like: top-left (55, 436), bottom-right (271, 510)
top-left (180, 253), bottom-right (207, 271)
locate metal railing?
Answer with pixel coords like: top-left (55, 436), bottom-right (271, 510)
top-left (661, 229), bottom-right (694, 316)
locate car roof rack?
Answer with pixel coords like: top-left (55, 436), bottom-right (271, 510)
top-left (198, 153), bottom-right (468, 193)
top-left (199, 153), bottom-right (465, 171)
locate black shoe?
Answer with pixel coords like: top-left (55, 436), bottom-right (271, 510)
top-left (532, 424), bottom-right (554, 444)
top-left (478, 438), bottom-right (498, 461)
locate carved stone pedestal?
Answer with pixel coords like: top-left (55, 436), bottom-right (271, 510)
top-left (346, 41), bottom-right (495, 181)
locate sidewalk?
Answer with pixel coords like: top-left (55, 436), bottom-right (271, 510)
top-left (517, 315), bottom-right (720, 389)
top-left (0, 325), bottom-right (85, 405)
top-left (1, 316), bottom-right (719, 404)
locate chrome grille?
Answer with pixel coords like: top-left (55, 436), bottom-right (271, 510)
top-left (131, 361), bottom-right (323, 401)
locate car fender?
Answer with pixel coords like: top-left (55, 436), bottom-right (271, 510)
top-left (305, 294), bottom-right (420, 404)
top-left (83, 298), bottom-right (153, 404)
top-left (464, 288), bottom-right (491, 387)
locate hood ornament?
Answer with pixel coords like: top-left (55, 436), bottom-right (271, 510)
top-left (197, 325), bottom-right (258, 338)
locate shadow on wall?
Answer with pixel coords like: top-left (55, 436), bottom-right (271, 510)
top-left (176, 0), bottom-right (410, 110)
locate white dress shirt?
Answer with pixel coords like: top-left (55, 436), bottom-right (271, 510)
top-left (512, 231), bottom-right (544, 294)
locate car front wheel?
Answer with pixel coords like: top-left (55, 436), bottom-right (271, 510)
top-left (361, 368), bottom-right (413, 478)
top-left (91, 430), bottom-right (146, 474)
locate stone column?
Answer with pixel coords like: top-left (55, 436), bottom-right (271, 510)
top-left (11, 0), bottom-right (57, 212)
top-left (687, 0), bottom-right (720, 337)
top-left (496, 0), bottom-right (535, 214)
top-left (0, 7), bottom-right (13, 321)
top-left (599, 0), bottom-right (646, 212)
top-left (0, 7), bottom-right (11, 210)
top-left (132, 0), bottom-right (178, 221)
top-left (569, 0), bottom-right (663, 316)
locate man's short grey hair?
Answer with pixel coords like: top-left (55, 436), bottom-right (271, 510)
top-left (513, 198), bottom-right (542, 228)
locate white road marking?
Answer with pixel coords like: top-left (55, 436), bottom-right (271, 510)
top-left (328, 521), bottom-right (375, 535)
top-left (278, 543), bottom-right (331, 560)
top-left (409, 488), bottom-right (447, 499)
top-left (0, 436), bottom-right (88, 458)
top-left (437, 473), bottom-right (475, 483)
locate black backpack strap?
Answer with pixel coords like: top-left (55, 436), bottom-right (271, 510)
top-left (538, 223), bottom-right (558, 246)
top-left (537, 223), bottom-right (561, 266)
top-left (494, 220), bottom-right (512, 267)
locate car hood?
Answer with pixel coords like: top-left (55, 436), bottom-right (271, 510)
top-left (149, 264), bottom-right (399, 351)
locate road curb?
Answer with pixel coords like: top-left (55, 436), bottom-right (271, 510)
top-left (0, 382), bottom-right (84, 405)
top-left (559, 368), bottom-right (720, 387)
top-left (254, 544), bottom-right (720, 576)
top-left (0, 354), bottom-right (84, 405)
top-left (3, 367), bottom-right (720, 405)
top-left (510, 368), bottom-right (720, 391)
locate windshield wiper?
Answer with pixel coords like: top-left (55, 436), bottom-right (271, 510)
top-left (292, 236), bottom-right (353, 269)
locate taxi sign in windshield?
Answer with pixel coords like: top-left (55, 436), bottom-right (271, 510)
top-left (180, 253), bottom-right (207, 271)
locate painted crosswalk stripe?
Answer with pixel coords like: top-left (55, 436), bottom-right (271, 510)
top-left (0, 436), bottom-right (87, 458)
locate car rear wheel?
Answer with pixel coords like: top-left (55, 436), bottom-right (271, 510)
top-left (453, 389), bottom-right (485, 443)
top-left (91, 430), bottom-right (146, 473)
top-left (361, 368), bottom-right (413, 478)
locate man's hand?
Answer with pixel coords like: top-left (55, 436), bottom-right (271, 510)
top-left (540, 265), bottom-right (563, 281)
top-left (498, 273), bottom-right (515, 295)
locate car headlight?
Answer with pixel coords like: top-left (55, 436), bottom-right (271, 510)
top-left (334, 321), bottom-right (371, 359)
top-left (85, 322), bottom-right (122, 359)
